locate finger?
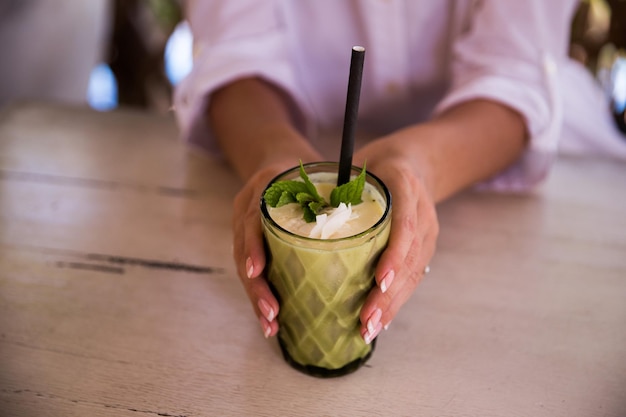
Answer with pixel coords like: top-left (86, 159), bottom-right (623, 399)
top-left (232, 186), bottom-right (280, 337)
top-left (360, 198), bottom-right (438, 332)
top-left (361, 225), bottom-right (437, 335)
top-left (379, 251), bottom-right (432, 324)
top-left (242, 203), bottom-right (266, 279)
top-left (360, 232), bottom-right (422, 326)
top-left (360, 321), bottom-right (383, 345)
top-left (375, 208), bottom-right (419, 289)
top-left (233, 186), bottom-right (267, 279)
top-left (367, 204), bottom-right (420, 324)
top-left (244, 274), bottom-right (280, 337)
top-left (259, 315), bottom-right (279, 339)
top-left (373, 169), bottom-right (423, 289)
top-left (359, 265), bottom-right (426, 342)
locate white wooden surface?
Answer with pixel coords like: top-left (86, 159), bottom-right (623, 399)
top-left (1, 103), bottom-right (625, 417)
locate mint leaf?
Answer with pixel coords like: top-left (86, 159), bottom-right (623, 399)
top-left (263, 180), bottom-right (309, 206)
top-left (299, 162), bottom-right (324, 202)
top-left (294, 192), bottom-right (315, 204)
top-left (264, 161), bottom-right (330, 223)
top-left (302, 205), bottom-right (317, 223)
top-left (276, 191), bottom-right (297, 207)
top-left (264, 161), bottom-right (368, 224)
top-left (330, 163), bottom-right (366, 207)
top-left (308, 201), bottom-right (326, 214)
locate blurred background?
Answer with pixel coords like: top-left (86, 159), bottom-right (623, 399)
top-left (0, 0), bottom-right (623, 117)
top-left (0, 0), bottom-right (189, 114)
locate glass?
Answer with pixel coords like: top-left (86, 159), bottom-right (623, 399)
top-left (260, 162), bottom-right (392, 377)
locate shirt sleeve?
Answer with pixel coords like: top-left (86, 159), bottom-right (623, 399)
top-left (434, 0), bottom-right (579, 191)
top-left (173, 0), bottom-right (307, 154)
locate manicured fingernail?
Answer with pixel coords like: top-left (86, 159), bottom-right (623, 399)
top-left (258, 299), bottom-right (275, 322)
top-left (367, 308), bottom-right (382, 334)
top-left (364, 323), bottom-right (382, 345)
top-left (380, 270), bottom-right (395, 293)
top-left (384, 321), bottom-right (391, 331)
top-left (259, 317), bottom-right (271, 338)
top-left (246, 257), bottom-right (254, 278)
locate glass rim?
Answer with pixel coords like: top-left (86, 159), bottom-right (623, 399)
top-left (260, 161), bottom-right (392, 242)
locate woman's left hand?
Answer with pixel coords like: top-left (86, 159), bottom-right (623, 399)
top-left (353, 134), bottom-right (440, 344)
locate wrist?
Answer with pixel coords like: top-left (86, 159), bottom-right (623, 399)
top-left (365, 128), bottom-right (439, 201)
top-left (249, 125), bottom-right (321, 179)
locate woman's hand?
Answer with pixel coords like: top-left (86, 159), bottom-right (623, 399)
top-left (351, 99), bottom-right (528, 343)
top-left (212, 76), bottom-right (526, 344)
top-left (353, 135), bottom-right (440, 344)
top-left (231, 162), bottom-right (298, 339)
top-left (234, 149), bottom-right (438, 344)
top-left (208, 77), bottom-right (322, 338)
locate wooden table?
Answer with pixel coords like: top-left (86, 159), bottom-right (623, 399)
top-left (1, 103), bottom-right (625, 417)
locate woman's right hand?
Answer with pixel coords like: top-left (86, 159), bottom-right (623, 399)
top-left (207, 77), bottom-right (322, 338)
top-left (231, 163), bottom-right (290, 338)
top-left (231, 157), bottom-right (319, 339)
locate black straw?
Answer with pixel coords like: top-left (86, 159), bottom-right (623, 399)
top-left (337, 46), bottom-right (365, 186)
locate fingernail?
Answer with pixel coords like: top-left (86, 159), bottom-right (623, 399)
top-left (380, 270), bottom-right (395, 293)
top-left (367, 308), bottom-right (382, 335)
top-left (259, 317), bottom-right (271, 338)
top-left (246, 257), bottom-right (254, 278)
top-left (258, 299), bottom-right (275, 322)
top-left (384, 321), bottom-right (391, 331)
top-left (364, 323), bottom-right (382, 345)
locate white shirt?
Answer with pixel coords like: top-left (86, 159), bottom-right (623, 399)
top-left (175, 0), bottom-right (625, 191)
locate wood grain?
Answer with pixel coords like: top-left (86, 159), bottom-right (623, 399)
top-left (1, 103), bottom-right (625, 417)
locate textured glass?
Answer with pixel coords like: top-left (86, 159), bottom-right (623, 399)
top-left (261, 162), bottom-right (391, 377)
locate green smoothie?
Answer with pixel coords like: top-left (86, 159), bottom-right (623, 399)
top-left (261, 162), bottom-right (391, 377)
